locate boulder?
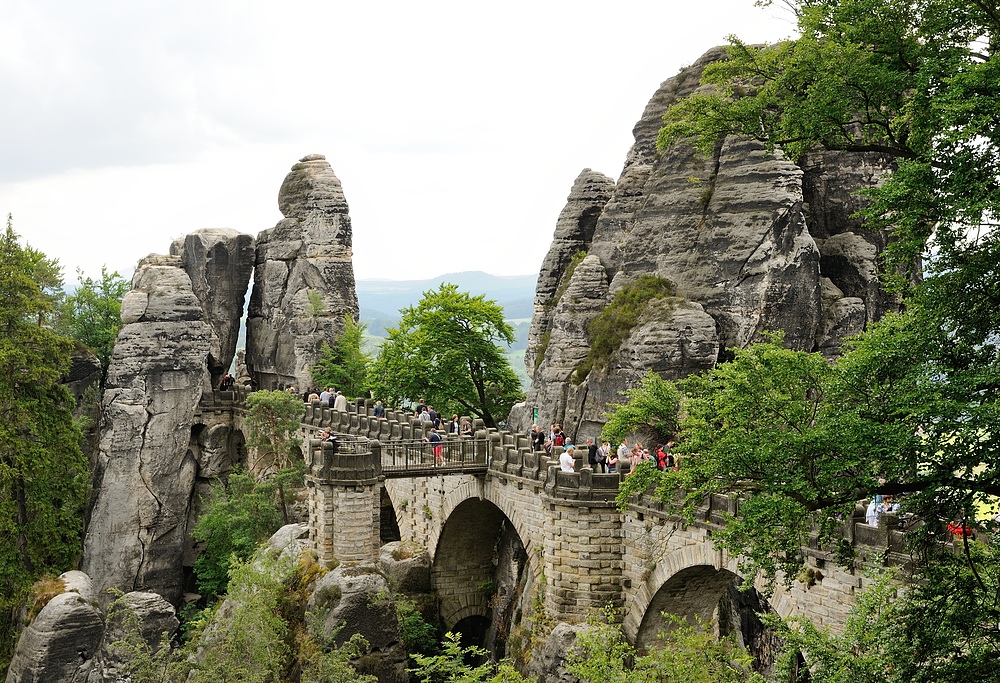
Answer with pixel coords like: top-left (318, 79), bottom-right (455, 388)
top-left (308, 565), bottom-right (408, 683)
top-left (86, 592), bottom-right (178, 683)
top-left (246, 154), bottom-right (360, 392)
top-left (524, 622), bottom-right (587, 683)
top-left (380, 542), bottom-right (432, 594)
top-left (5, 572), bottom-right (103, 683)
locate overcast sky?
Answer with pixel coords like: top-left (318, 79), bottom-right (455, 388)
top-left (1, 1), bottom-right (796, 283)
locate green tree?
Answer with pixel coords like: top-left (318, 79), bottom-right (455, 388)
top-left (567, 607), bottom-right (763, 683)
top-left (600, 371), bottom-right (681, 447)
top-left (192, 470), bottom-right (283, 597)
top-left (0, 222), bottom-right (89, 670)
top-left (60, 266), bottom-right (130, 387)
top-left (244, 390), bottom-right (305, 524)
top-left (313, 315), bottom-right (371, 398)
top-left (369, 284), bottom-right (524, 428)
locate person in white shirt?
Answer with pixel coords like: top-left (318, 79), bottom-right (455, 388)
top-left (333, 391), bottom-right (348, 412)
top-left (560, 445), bottom-right (576, 472)
top-left (866, 499), bottom-right (879, 527)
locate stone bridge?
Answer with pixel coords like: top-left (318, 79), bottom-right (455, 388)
top-left (195, 389), bottom-right (909, 646)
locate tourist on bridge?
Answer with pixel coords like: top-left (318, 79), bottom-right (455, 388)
top-left (560, 445), bottom-right (576, 472)
top-left (319, 387), bottom-right (332, 404)
top-left (426, 428), bottom-right (444, 466)
top-left (587, 438), bottom-right (607, 473)
top-left (333, 391), bottom-right (348, 412)
top-left (448, 414), bottom-right (461, 435)
top-left (373, 400), bottom-right (386, 418)
top-left (531, 425), bottom-right (546, 452)
top-left (459, 418), bottom-right (474, 437)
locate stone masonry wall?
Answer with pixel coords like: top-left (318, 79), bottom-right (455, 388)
top-left (210, 395), bottom-right (907, 639)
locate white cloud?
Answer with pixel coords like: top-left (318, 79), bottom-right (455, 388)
top-left (0, 0), bottom-right (796, 280)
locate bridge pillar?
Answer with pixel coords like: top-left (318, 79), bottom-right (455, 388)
top-left (540, 493), bottom-right (625, 621)
top-left (304, 439), bottom-right (383, 566)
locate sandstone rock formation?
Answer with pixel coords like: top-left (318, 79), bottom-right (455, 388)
top-left (169, 228), bottom-right (255, 387)
top-left (308, 564), bottom-right (409, 683)
top-left (246, 154), bottom-right (360, 392)
top-left (82, 229), bottom-right (254, 607)
top-left (4, 572), bottom-right (102, 683)
top-left (513, 47), bottom-right (896, 439)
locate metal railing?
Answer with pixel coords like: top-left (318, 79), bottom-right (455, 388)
top-left (379, 437), bottom-right (489, 478)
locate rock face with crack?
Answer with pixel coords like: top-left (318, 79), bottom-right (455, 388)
top-left (169, 228), bottom-right (255, 388)
top-left (81, 253), bottom-right (214, 606)
top-left (512, 47), bottom-right (897, 439)
top-left (245, 154), bottom-right (360, 392)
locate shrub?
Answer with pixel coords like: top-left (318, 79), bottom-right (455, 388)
top-left (574, 274), bottom-right (676, 383)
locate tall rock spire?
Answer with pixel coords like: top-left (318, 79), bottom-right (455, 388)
top-left (246, 154), bottom-right (360, 392)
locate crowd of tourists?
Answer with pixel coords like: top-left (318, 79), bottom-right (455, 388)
top-left (529, 423), bottom-right (681, 475)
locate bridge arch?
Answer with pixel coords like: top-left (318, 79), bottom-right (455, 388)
top-left (432, 497), bottom-right (534, 641)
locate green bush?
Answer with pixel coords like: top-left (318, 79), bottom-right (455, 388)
top-left (574, 274), bottom-right (676, 383)
top-left (193, 470), bottom-right (283, 597)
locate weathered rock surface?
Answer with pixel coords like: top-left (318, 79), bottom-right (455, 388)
top-left (81, 254), bottom-right (214, 606)
top-left (85, 591), bottom-right (178, 683)
top-left (246, 154), bottom-right (360, 392)
top-left (308, 565), bottom-right (408, 683)
top-left (169, 228), bottom-right (255, 388)
top-left (524, 170), bottom-right (615, 372)
top-left (380, 542), bottom-right (432, 594)
top-left (5, 572), bottom-right (102, 683)
top-left (524, 622), bottom-right (586, 683)
top-left (513, 47), bottom-right (896, 439)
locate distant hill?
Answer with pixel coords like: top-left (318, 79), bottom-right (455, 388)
top-left (357, 271), bottom-right (537, 334)
top-left (357, 271), bottom-right (538, 389)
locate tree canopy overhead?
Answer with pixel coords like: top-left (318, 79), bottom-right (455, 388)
top-left (369, 283), bottom-right (524, 428)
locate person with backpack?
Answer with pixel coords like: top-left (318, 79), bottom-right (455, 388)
top-left (426, 428), bottom-right (444, 466)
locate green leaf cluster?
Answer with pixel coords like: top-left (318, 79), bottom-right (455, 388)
top-left (574, 275), bottom-right (675, 384)
top-left (59, 266), bottom-right (130, 387)
top-left (313, 315), bottom-right (371, 398)
top-left (601, 371), bottom-right (681, 446)
top-left (369, 283), bottom-right (524, 428)
top-left (192, 469), bottom-right (283, 597)
top-left (0, 221), bottom-right (89, 670)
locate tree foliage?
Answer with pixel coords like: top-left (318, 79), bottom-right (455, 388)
top-left (600, 371), bottom-right (681, 446)
top-left (192, 469), bottom-right (283, 597)
top-left (244, 389), bottom-right (305, 524)
top-left (313, 315), bottom-right (371, 398)
top-left (369, 284), bottom-right (524, 428)
top-left (59, 266), bottom-right (130, 387)
top-left (659, 0), bottom-right (1000, 276)
top-left (0, 221), bottom-right (89, 670)
top-left (112, 549), bottom-right (378, 683)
